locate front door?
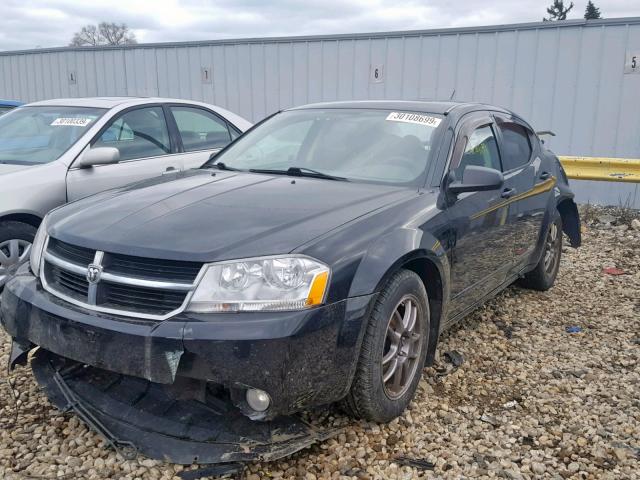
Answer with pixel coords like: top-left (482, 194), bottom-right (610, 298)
top-left (444, 115), bottom-right (520, 318)
top-left (66, 106), bottom-right (183, 201)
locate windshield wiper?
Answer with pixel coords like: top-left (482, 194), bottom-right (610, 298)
top-left (249, 167), bottom-right (348, 181)
top-left (204, 161), bottom-right (241, 171)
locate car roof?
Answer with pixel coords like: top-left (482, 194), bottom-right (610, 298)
top-left (25, 97), bottom-right (217, 109)
top-left (21, 97), bottom-right (253, 131)
top-left (288, 100), bottom-right (513, 116)
top-left (0, 99), bottom-right (23, 107)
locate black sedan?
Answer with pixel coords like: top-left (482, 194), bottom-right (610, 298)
top-left (1, 101), bottom-right (580, 461)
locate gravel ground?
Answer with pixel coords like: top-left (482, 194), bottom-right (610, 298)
top-left (1, 209), bottom-right (638, 480)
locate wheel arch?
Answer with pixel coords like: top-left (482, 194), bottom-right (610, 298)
top-left (557, 197), bottom-right (581, 247)
top-left (374, 251), bottom-right (446, 367)
top-left (0, 212), bottom-right (43, 229)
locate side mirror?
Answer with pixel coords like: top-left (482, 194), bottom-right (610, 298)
top-left (448, 166), bottom-right (504, 194)
top-left (77, 147), bottom-right (120, 168)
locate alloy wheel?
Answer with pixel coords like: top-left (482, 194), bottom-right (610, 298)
top-left (0, 239), bottom-right (32, 288)
top-left (381, 295), bottom-right (422, 399)
top-left (543, 222), bottom-right (560, 273)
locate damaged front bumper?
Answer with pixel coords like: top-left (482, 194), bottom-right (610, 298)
top-left (1, 268), bottom-right (376, 463)
top-left (1, 268), bottom-right (375, 419)
top-left (29, 348), bottom-right (337, 464)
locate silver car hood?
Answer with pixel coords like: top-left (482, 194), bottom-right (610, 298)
top-left (0, 163), bottom-right (33, 175)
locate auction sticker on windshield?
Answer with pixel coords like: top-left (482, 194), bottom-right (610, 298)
top-left (386, 112), bottom-right (441, 128)
top-left (51, 118), bottom-right (93, 127)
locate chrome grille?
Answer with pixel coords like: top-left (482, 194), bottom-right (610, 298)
top-left (101, 282), bottom-right (188, 314)
top-left (41, 238), bottom-right (203, 320)
top-left (47, 238), bottom-right (95, 265)
top-left (46, 264), bottom-right (89, 299)
top-left (106, 253), bottom-right (202, 282)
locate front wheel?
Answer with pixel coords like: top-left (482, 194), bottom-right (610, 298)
top-left (343, 270), bottom-right (429, 422)
top-left (0, 221), bottom-right (37, 291)
top-left (518, 214), bottom-right (563, 291)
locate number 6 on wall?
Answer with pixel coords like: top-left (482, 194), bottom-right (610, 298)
top-left (370, 64), bottom-right (384, 83)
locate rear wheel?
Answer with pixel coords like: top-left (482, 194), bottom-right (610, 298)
top-left (0, 221), bottom-right (37, 290)
top-left (518, 214), bottom-right (562, 291)
top-left (343, 270), bottom-right (429, 422)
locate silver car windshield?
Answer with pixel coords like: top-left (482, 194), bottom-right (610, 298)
top-left (0, 106), bottom-right (106, 165)
top-left (209, 109), bottom-right (443, 185)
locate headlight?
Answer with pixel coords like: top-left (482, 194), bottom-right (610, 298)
top-left (187, 256), bottom-right (330, 312)
top-left (29, 215), bottom-right (49, 277)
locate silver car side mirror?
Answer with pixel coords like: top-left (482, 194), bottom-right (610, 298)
top-left (77, 147), bottom-right (120, 168)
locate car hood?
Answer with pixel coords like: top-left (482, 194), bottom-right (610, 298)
top-left (0, 163), bottom-right (34, 175)
top-left (49, 169), bottom-right (417, 262)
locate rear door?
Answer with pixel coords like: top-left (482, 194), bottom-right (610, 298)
top-left (494, 114), bottom-right (548, 269)
top-left (444, 113), bottom-right (520, 318)
top-left (167, 105), bottom-right (241, 169)
top-left (66, 105), bottom-right (181, 201)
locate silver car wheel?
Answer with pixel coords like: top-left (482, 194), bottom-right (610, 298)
top-left (0, 239), bottom-right (32, 288)
top-left (543, 222), bottom-right (560, 273)
top-left (382, 295), bottom-right (422, 399)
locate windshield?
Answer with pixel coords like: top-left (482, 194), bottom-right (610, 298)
top-left (207, 109), bottom-right (443, 185)
top-left (0, 106), bottom-right (106, 165)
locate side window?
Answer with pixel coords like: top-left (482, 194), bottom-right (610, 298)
top-left (170, 107), bottom-right (232, 151)
top-left (101, 117), bottom-right (134, 142)
top-left (94, 107), bottom-right (170, 161)
top-left (453, 125), bottom-right (501, 182)
top-left (497, 122), bottom-right (532, 171)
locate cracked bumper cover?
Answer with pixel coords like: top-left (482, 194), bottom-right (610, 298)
top-left (29, 348), bottom-right (338, 464)
top-left (1, 268), bottom-right (375, 418)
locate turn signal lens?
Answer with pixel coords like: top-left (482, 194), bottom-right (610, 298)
top-left (306, 271), bottom-right (329, 306)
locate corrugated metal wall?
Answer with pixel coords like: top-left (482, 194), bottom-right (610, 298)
top-left (1, 18), bottom-right (639, 206)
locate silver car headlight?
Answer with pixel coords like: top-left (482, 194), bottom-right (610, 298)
top-left (187, 256), bottom-right (330, 313)
top-left (29, 215), bottom-right (49, 277)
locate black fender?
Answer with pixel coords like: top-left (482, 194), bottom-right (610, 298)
top-left (550, 155), bottom-right (581, 247)
top-left (347, 227), bottom-right (450, 365)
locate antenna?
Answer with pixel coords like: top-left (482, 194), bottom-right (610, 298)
top-left (449, 89), bottom-right (456, 101)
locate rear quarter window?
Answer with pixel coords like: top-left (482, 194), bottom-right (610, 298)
top-left (498, 123), bottom-right (533, 171)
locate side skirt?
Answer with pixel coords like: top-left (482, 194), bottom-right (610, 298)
top-left (442, 271), bottom-right (522, 330)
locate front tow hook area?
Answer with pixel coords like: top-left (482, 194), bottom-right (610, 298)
top-left (30, 348), bottom-right (337, 465)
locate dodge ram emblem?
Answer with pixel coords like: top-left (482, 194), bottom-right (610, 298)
top-left (86, 264), bottom-right (103, 284)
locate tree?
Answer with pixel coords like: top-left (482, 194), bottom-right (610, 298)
top-left (543, 0), bottom-right (574, 21)
top-left (70, 25), bottom-right (101, 46)
top-left (70, 22), bottom-right (137, 47)
top-left (584, 1), bottom-right (602, 20)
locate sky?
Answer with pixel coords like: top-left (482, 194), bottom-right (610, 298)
top-left (0, 0), bottom-right (638, 52)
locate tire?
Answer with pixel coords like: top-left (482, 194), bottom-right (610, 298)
top-left (343, 269), bottom-right (429, 422)
top-left (0, 221), bottom-right (37, 291)
top-left (518, 213), bottom-right (563, 291)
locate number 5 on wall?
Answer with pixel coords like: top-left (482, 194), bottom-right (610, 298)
top-left (624, 52), bottom-right (639, 74)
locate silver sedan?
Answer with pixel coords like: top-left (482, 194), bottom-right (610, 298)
top-left (0, 97), bottom-right (251, 289)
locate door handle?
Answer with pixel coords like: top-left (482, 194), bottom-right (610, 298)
top-left (539, 171), bottom-right (552, 180)
top-left (501, 187), bottom-right (516, 199)
top-left (162, 166), bottom-right (179, 175)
